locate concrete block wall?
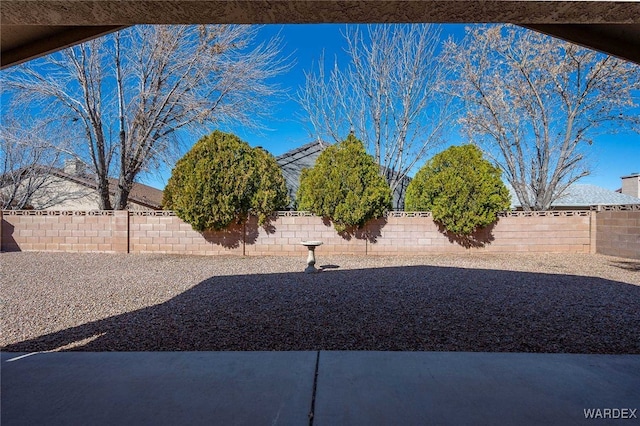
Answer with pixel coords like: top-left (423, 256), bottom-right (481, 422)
top-left (0, 209), bottom-right (601, 257)
top-left (246, 214), bottom-right (366, 256)
top-left (233, 211), bottom-right (591, 255)
top-left (596, 207), bottom-right (640, 259)
top-left (476, 212), bottom-right (593, 253)
top-left (365, 212), bottom-right (592, 255)
top-left (128, 212), bottom-right (244, 255)
top-left (0, 211), bottom-right (128, 253)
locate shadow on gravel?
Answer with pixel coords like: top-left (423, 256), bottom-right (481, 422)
top-left (3, 265), bottom-right (639, 354)
top-left (610, 260), bottom-right (640, 272)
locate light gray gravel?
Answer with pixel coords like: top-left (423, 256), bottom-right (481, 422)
top-left (1, 252), bottom-right (638, 353)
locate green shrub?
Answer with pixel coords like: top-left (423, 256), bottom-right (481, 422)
top-left (163, 131), bottom-right (289, 231)
top-left (297, 133), bottom-right (392, 232)
top-left (405, 144), bottom-right (510, 235)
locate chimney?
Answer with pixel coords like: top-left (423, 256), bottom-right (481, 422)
top-left (64, 159), bottom-right (86, 176)
top-left (621, 173), bottom-right (640, 198)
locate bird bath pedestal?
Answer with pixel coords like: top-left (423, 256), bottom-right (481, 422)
top-left (301, 241), bottom-right (323, 273)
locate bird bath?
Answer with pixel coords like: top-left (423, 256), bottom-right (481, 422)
top-left (300, 241), bottom-right (323, 273)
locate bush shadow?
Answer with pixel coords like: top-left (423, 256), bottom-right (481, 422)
top-left (0, 219), bottom-right (20, 252)
top-left (321, 216), bottom-right (387, 244)
top-left (201, 223), bottom-right (246, 249)
top-left (201, 216), bottom-right (276, 249)
top-left (436, 220), bottom-right (496, 248)
top-left (4, 264), bottom-right (639, 354)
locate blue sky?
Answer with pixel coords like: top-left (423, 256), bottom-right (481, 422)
top-left (134, 24), bottom-right (638, 191)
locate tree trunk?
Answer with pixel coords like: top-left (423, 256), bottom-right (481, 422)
top-left (114, 176), bottom-right (132, 210)
top-left (96, 176), bottom-right (113, 210)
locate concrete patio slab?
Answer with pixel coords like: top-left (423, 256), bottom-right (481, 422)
top-left (1, 351), bottom-right (316, 426)
top-left (2, 351), bottom-right (639, 425)
top-left (314, 352), bottom-right (640, 426)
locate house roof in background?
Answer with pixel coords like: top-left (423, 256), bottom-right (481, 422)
top-left (509, 183), bottom-right (640, 209)
top-left (123, 180), bottom-right (164, 209)
top-left (554, 184), bottom-right (640, 206)
top-left (275, 139), bottom-right (412, 209)
top-left (276, 140), bottom-right (328, 167)
top-left (49, 168), bottom-right (164, 209)
top-left (276, 140), bottom-right (329, 207)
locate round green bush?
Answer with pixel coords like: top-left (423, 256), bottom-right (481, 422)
top-left (297, 133), bottom-right (392, 232)
top-left (405, 144), bottom-right (511, 235)
top-left (163, 131), bottom-right (289, 231)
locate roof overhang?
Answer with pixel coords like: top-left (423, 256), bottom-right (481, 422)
top-left (2, 1), bottom-right (640, 69)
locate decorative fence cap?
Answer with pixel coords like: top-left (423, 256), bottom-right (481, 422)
top-left (130, 211), bottom-right (176, 216)
top-left (591, 204), bottom-right (640, 211)
top-left (3, 206), bottom-right (637, 217)
top-left (0, 210), bottom-right (115, 216)
top-left (497, 210), bottom-right (591, 217)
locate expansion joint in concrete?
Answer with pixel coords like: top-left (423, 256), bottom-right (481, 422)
top-left (308, 350), bottom-right (320, 426)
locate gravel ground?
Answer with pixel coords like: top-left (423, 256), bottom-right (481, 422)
top-left (1, 252), bottom-right (639, 354)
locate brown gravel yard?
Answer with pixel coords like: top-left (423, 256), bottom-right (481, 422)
top-left (1, 252), bottom-right (638, 354)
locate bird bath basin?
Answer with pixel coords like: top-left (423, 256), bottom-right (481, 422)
top-left (300, 241), bottom-right (323, 273)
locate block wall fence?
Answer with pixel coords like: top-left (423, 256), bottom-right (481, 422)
top-left (0, 206), bottom-right (638, 258)
top-left (595, 206), bottom-right (640, 259)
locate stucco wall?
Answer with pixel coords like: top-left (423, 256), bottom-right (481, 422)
top-left (1, 175), bottom-right (156, 211)
top-left (0, 175), bottom-right (96, 210)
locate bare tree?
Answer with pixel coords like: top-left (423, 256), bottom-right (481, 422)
top-left (0, 117), bottom-right (76, 209)
top-left (2, 25), bottom-right (290, 210)
top-left (445, 25), bottom-right (640, 211)
top-left (297, 24), bottom-right (451, 207)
